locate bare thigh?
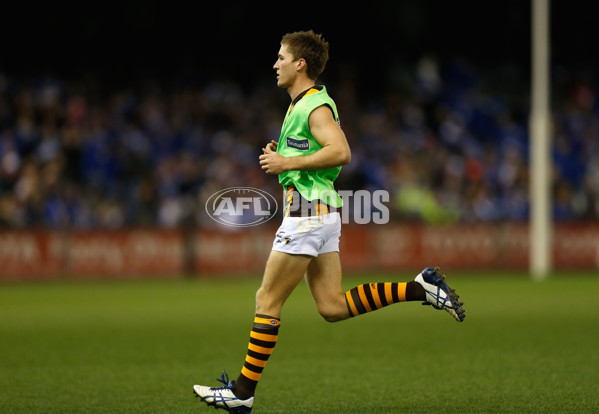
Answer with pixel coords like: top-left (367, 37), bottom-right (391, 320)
top-left (255, 250), bottom-right (312, 318)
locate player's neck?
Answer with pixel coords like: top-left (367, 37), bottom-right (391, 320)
top-left (287, 79), bottom-right (316, 102)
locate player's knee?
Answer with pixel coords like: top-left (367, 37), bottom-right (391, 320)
top-left (318, 306), bottom-right (346, 323)
top-left (255, 286), bottom-right (283, 315)
top-left (255, 287), bottom-right (269, 308)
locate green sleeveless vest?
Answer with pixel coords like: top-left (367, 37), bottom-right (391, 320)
top-left (277, 86), bottom-right (343, 208)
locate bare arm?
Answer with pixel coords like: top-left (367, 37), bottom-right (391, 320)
top-left (259, 106), bottom-right (351, 174)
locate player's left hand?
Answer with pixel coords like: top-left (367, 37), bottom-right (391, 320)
top-left (265, 140), bottom-right (278, 152)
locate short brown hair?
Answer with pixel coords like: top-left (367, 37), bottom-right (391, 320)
top-left (281, 30), bottom-right (329, 80)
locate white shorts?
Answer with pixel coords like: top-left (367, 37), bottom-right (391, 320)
top-left (271, 212), bottom-right (341, 257)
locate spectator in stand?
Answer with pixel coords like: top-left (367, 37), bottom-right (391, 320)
top-left (0, 58), bottom-right (597, 229)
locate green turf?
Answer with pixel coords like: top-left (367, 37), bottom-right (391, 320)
top-left (1, 272), bottom-right (598, 413)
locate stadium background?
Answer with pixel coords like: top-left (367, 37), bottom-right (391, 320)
top-left (1, 3), bottom-right (599, 414)
top-left (1, 0), bottom-right (598, 277)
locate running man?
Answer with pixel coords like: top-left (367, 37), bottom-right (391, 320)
top-left (193, 30), bottom-right (465, 413)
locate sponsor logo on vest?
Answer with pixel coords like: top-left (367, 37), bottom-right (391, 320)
top-left (286, 137), bottom-right (309, 151)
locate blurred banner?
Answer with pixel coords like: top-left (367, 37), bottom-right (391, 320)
top-left (1, 223), bottom-right (598, 280)
top-left (0, 229), bottom-right (184, 280)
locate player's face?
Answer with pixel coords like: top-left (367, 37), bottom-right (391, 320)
top-left (273, 44), bottom-right (297, 89)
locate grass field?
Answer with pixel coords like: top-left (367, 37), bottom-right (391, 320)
top-left (1, 271), bottom-right (598, 413)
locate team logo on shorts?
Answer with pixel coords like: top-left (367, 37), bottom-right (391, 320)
top-left (274, 230), bottom-right (292, 244)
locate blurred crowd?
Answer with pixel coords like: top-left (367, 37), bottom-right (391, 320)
top-left (0, 57), bottom-right (598, 229)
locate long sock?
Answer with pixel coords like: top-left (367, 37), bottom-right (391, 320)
top-left (232, 314), bottom-right (280, 399)
top-left (345, 281), bottom-right (425, 317)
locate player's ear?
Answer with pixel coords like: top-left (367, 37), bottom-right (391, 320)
top-left (296, 58), bottom-right (306, 72)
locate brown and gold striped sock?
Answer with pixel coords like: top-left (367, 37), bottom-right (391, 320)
top-left (345, 281), bottom-right (425, 317)
top-left (232, 314), bottom-right (280, 399)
